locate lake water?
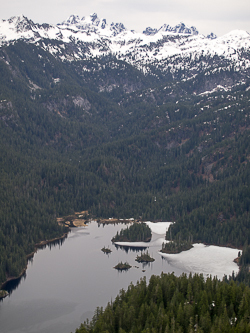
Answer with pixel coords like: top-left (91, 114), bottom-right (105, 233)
top-left (0, 221), bottom-right (239, 333)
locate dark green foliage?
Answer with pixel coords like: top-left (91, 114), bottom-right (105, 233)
top-left (112, 223), bottom-right (152, 242)
top-left (1, 40), bottom-right (250, 286)
top-left (101, 246), bottom-right (112, 254)
top-left (114, 262), bottom-right (131, 271)
top-left (161, 239), bottom-right (193, 254)
top-left (135, 251), bottom-right (155, 262)
top-left (76, 273), bottom-right (250, 333)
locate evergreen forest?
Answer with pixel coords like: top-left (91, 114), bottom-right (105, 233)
top-left (0, 38), bottom-right (250, 330)
top-left (112, 223), bottom-right (152, 242)
top-left (76, 273), bottom-right (250, 333)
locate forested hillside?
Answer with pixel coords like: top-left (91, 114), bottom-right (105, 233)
top-left (75, 273), bottom-right (250, 333)
top-left (0, 39), bottom-right (250, 287)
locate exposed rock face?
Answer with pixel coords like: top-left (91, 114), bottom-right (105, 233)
top-left (0, 14), bottom-right (249, 96)
top-left (72, 96), bottom-right (91, 110)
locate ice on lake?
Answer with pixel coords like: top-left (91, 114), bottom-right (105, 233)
top-left (115, 221), bottom-right (240, 279)
top-left (160, 243), bottom-right (240, 279)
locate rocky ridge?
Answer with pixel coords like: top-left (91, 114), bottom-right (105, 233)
top-left (0, 13), bottom-right (250, 94)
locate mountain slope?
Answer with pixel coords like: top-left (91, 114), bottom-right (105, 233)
top-left (0, 14), bottom-right (250, 286)
top-left (0, 14), bottom-right (249, 90)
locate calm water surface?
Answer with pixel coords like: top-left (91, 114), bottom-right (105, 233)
top-left (0, 222), bottom-right (186, 333)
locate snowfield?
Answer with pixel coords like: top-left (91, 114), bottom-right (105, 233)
top-left (160, 243), bottom-right (240, 279)
top-left (145, 221), bottom-right (173, 234)
top-left (114, 221), bottom-right (240, 279)
top-left (114, 221), bottom-right (171, 247)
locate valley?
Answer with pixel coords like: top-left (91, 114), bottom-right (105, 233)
top-left (0, 12), bottom-right (250, 332)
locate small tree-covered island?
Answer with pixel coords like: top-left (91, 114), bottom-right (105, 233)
top-left (112, 223), bottom-right (152, 243)
top-left (114, 262), bottom-right (132, 271)
top-left (101, 246), bottom-right (112, 254)
top-left (135, 251), bottom-right (155, 263)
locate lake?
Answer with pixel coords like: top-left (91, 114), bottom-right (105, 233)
top-left (0, 221), bottom-right (239, 333)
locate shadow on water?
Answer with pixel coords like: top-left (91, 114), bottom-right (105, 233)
top-left (3, 272), bottom-right (26, 295)
top-left (141, 261), bottom-right (153, 269)
top-left (2, 237), bottom-right (67, 295)
top-left (115, 268), bottom-right (131, 273)
top-left (114, 244), bottom-right (148, 253)
top-left (36, 236), bottom-right (66, 251)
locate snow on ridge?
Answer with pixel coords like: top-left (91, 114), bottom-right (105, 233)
top-left (221, 29), bottom-right (250, 38)
top-left (143, 22), bottom-right (200, 37)
top-left (0, 14), bottom-right (62, 44)
top-left (57, 13), bottom-right (127, 38)
top-left (0, 14), bottom-right (250, 69)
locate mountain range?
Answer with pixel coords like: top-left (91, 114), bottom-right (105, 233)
top-left (0, 13), bottom-right (250, 286)
top-left (0, 13), bottom-right (249, 96)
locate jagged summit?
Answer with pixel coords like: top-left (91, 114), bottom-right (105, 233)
top-left (1, 14), bottom-right (219, 42)
top-left (59, 13), bottom-right (103, 28)
top-left (143, 22), bottom-right (199, 36)
top-left (159, 22), bottom-right (199, 35)
top-left (4, 15), bottom-right (51, 32)
top-left (58, 13), bottom-right (126, 36)
top-left (207, 32), bottom-right (217, 39)
top-left (4, 15), bottom-right (36, 32)
top-left (6, 14), bottom-right (29, 23)
top-left (143, 27), bottom-right (158, 36)
top-left (0, 12), bottom-right (249, 75)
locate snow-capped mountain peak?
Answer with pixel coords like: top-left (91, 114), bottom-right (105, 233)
top-left (143, 22), bottom-right (199, 36)
top-left (0, 14), bottom-right (61, 44)
top-left (4, 15), bottom-right (35, 33)
top-left (207, 32), bottom-right (217, 39)
top-left (143, 27), bottom-right (158, 36)
top-left (62, 14), bottom-right (81, 26)
top-left (159, 22), bottom-right (199, 35)
top-left (0, 13), bottom-right (249, 82)
top-left (58, 13), bottom-right (126, 37)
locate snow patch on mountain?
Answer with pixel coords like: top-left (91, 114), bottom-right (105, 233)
top-left (143, 22), bottom-right (199, 36)
top-left (0, 15), bottom-right (63, 44)
top-left (0, 13), bottom-right (215, 47)
top-left (0, 13), bottom-right (250, 80)
top-left (58, 13), bottom-right (127, 37)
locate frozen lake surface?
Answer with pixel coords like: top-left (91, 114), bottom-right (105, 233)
top-left (160, 243), bottom-right (240, 279)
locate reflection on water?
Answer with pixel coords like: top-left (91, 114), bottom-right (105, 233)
top-left (1, 221), bottom-right (179, 333)
top-left (3, 274), bottom-right (25, 295)
top-left (0, 221), bottom-right (238, 333)
top-left (3, 236), bottom-right (68, 295)
top-left (114, 244), bottom-right (148, 253)
top-left (36, 236), bottom-right (67, 251)
top-left (141, 261), bottom-right (153, 269)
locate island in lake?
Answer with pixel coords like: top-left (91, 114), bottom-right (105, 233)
top-left (112, 222), bottom-right (152, 242)
top-left (114, 262), bottom-right (131, 271)
top-left (101, 246), bottom-right (112, 254)
top-left (135, 251), bottom-right (155, 263)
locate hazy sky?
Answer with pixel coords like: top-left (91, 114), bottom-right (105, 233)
top-left (1, 0), bottom-right (250, 36)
